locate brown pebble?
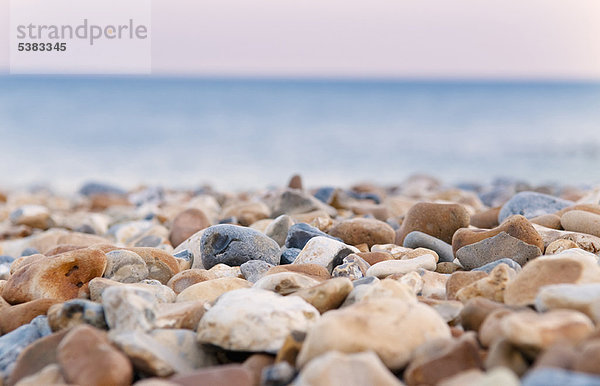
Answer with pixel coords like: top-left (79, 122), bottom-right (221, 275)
top-left (288, 174), bottom-right (303, 190)
top-left (167, 269), bottom-right (217, 294)
top-left (446, 271), bottom-right (488, 301)
top-left (169, 364), bottom-right (253, 386)
top-left (356, 251), bottom-right (393, 265)
top-left (0, 298), bottom-right (60, 334)
top-left (242, 354), bottom-right (275, 386)
top-left (530, 214), bottom-right (562, 229)
top-left (396, 202), bottom-right (470, 245)
top-left (470, 207), bottom-right (501, 229)
top-left (329, 218), bottom-right (396, 248)
top-left (266, 264), bottom-right (330, 281)
top-left (169, 208), bottom-right (210, 248)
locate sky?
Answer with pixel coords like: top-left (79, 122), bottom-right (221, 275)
top-left (0, 0), bottom-right (599, 79)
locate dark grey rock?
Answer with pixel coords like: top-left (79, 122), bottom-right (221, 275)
top-left (75, 224), bottom-right (96, 234)
top-left (79, 182), bottom-right (125, 196)
top-left (456, 232), bottom-right (541, 270)
top-left (200, 224), bottom-right (281, 269)
top-left (0, 315), bottom-right (51, 376)
top-left (20, 248), bottom-right (39, 257)
top-left (285, 223), bottom-right (340, 250)
top-left (347, 190), bottom-right (381, 204)
top-left (352, 276), bottom-right (378, 287)
top-left (473, 258), bottom-right (522, 274)
top-left (0, 256), bottom-right (14, 264)
top-left (265, 215), bottom-right (294, 246)
top-left (498, 191), bottom-right (573, 223)
top-left (218, 216), bottom-right (238, 225)
top-left (261, 361), bottom-right (296, 386)
top-left (240, 260), bottom-right (274, 283)
top-left (270, 189), bottom-right (336, 217)
top-left (280, 248), bottom-right (300, 265)
top-left (522, 369), bottom-right (600, 386)
top-left (403, 231), bottom-right (454, 262)
top-left (314, 187), bottom-right (336, 204)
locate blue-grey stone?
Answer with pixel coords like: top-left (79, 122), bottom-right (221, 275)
top-left (240, 260), bottom-right (274, 283)
top-left (218, 216), bottom-right (238, 225)
top-left (403, 231), bottom-right (454, 263)
top-left (134, 234), bottom-right (162, 248)
top-left (200, 224), bottom-right (281, 269)
top-left (498, 191), bottom-right (574, 223)
top-left (261, 361), bottom-right (296, 386)
top-left (173, 249), bottom-right (192, 264)
top-left (522, 369), bottom-right (600, 386)
top-left (347, 191), bottom-right (381, 204)
top-left (280, 248), bottom-right (300, 265)
top-left (20, 248), bottom-right (39, 257)
top-left (0, 316), bottom-right (51, 375)
top-left (0, 256), bottom-right (14, 264)
top-left (79, 182), bottom-right (125, 196)
top-left (352, 276), bottom-right (378, 287)
top-left (75, 224), bottom-right (96, 234)
top-left (386, 218), bottom-right (401, 231)
top-left (314, 187), bottom-right (336, 204)
top-left (473, 258), bottom-right (522, 274)
top-left (284, 223), bottom-right (341, 250)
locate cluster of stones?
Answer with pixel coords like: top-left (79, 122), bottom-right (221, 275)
top-left (1, 176), bottom-right (600, 385)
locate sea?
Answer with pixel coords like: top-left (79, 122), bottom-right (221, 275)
top-left (1, 76), bottom-right (599, 193)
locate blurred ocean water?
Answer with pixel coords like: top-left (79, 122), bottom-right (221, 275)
top-left (0, 76), bottom-right (599, 191)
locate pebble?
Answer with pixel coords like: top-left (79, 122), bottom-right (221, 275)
top-left (265, 215), bottom-right (295, 247)
top-left (2, 248), bottom-right (106, 303)
top-left (221, 201), bottom-right (271, 227)
top-left (331, 254), bottom-right (370, 280)
top-left (293, 351), bottom-right (403, 386)
top-left (498, 191), bottom-right (574, 223)
top-left (126, 247), bottom-right (181, 284)
top-left (168, 208), bottom-right (210, 248)
top-left (561, 210), bottom-right (600, 237)
top-left (472, 257), bottom-right (522, 273)
top-left (522, 368), bottom-right (600, 386)
top-left (456, 263), bottom-right (516, 303)
top-left (280, 247), bottom-right (300, 264)
top-left (535, 283), bottom-right (600, 323)
top-left (296, 298), bottom-right (450, 370)
top-left (452, 214), bottom-right (544, 255)
top-left (445, 271), bottom-right (488, 300)
top-left (403, 231), bottom-right (455, 263)
top-left (469, 207), bottom-right (501, 229)
top-left (0, 316), bottom-right (51, 377)
top-left (504, 249), bottom-right (600, 306)
top-left (166, 268), bottom-right (217, 294)
top-left (102, 286), bottom-right (158, 333)
top-left (90, 277), bottom-right (176, 303)
top-left (47, 299), bottom-right (107, 331)
top-left (176, 277), bottom-right (251, 302)
top-left (10, 205), bottom-right (53, 230)
top-left (292, 236), bottom-right (359, 273)
top-left (200, 224), bottom-right (281, 269)
top-left (530, 213), bottom-right (562, 229)
top-left (253, 272), bottom-right (320, 295)
top-left (13, 363), bottom-right (66, 386)
top-left (207, 263), bottom-right (243, 278)
top-left (197, 288), bottom-right (320, 353)
top-left (0, 298), bottom-right (60, 334)
top-left (261, 361), bottom-right (296, 386)
top-left (342, 278), bottom-right (416, 306)
top-left (395, 202), bottom-right (470, 245)
top-left (284, 222), bottom-right (340, 250)
top-left (240, 260), bottom-right (274, 283)
top-left (154, 300), bottom-right (206, 330)
top-left (328, 218), bottom-right (395, 248)
top-left (266, 264), bottom-right (331, 281)
top-left (366, 254), bottom-right (437, 278)
top-left (545, 238), bottom-right (579, 254)
top-left (455, 231), bottom-right (541, 270)
top-left (290, 277), bottom-right (353, 313)
top-left (270, 189), bottom-right (337, 218)
top-left (169, 364), bottom-right (254, 386)
top-left (57, 324), bottom-right (133, 386)
top-left (104, 249), bottom-right (149, 283)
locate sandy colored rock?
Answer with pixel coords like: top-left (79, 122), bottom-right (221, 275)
top-left (452, 215), bottom-right (544, 255)
top-left (535, 283), bottom-right (600, 323)
top-left (155, 300), bottom-right (207, 330)
top-left (290, 277), bottom-right (353, 313)
top-left (176, 277), bottom-right (251, 302)
top-left (266, 264), bottom-right (331, 281)
top-left (294, 351), bottom-right (404, 386)
top-left (126, 247), bottom-right (180, 284)
top-left (89, 277), bottom-right (176, 303)
top-left (0, 298), bottom-right (60, 334)
top-left (328, 218), bottom-right (395, 248)
top-left (342, 278), bottom-right (417, 306)
top-left (169, 208), bottom-right (210, 248)
top-left (573, 340), bottom-right (600, 376)
top-left (500, 309), bottom-right (594, 350)
top-left (533, 224), bottom-right (600, 254)
top-left (297, 298), bottom-right (451, 370)
top-left (478, 308), bottom-right (514, 347)
top-left (485, 338), bottom-right (529, 376)
top-left (2, 248), bottom-right (107, 304)
top-left (455, 263), bottom-right (516, 303)
top-left (13, 363), bottom-right (66, 386)
top-left (167, 269), bottom-right (217, 294)
top-left (545, 238), bottom-right (579, 254)
top-left (504, 249), bottom-right (600, 306)
top-left (47, 299), bottom-right (107, 331)
top-left (253, 272), bottom-right (320, 295)
top-left (561, 210), bottom-right (600, 237)
top-left (221, 201), bottom-right (270, 227)
top-left (469, 207), bottom-right (500, 229)
top-left (531, 214), bottom-right (562, 229)
top-left (366, 254), bottom-right (437, 278)
top-left (57, 325), bottom-right (133, 386)
top-left (293, 236), bottom-right (359, 273)
top-left (396, 202), bottom-right (470, 245)
top-left (446, 271), bottom-right (488, 300)
top-left (103, 249), bottom-right (149, 283)
top-left (459, 297), bottom-right (510, 332)
top-left (169, 364), bottom-right (254, 386)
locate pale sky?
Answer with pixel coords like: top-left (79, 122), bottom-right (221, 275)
top-left (1, 0), bottom-right (599, 79)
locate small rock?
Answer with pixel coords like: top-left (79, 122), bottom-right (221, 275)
top-left (284, 223), bottom-right (340, 250)
top-left (290, 277), bottom-right (353, 313)
top-left (201, 225), bottom-right (281, 269)
top-left (288, 174), bottom-right (303, 190)
top-left (126, 247), bottom-right (181, 285)
top-left (459, 297), bottom-right (510, 332)
top-left (265, 215), bottom-right (295, 247)
top-left (472, 258), bottom-right (522, 274)
top-left (296, 298), bottom-right (450, 370)
top-left (395, 202), bottom-right (470, 245)
top-left (266, 264), bottom-right (330, 281)
top-left (166, 269), bottom-right (217, 294)
top-left (207, 263), bottom-right (243, 278)
top-left (456, 263), bottom-right (516, 303)
top-left (154, 300), bottom-right (206, 330)
top-left (57, 324), bottom-right (133, 386)
top-left (253, 272), bottom-right (320, 295)
top-left (561, 210), bottom-right (600, 237)
top-left (331, 254), bottom-right (370, 280)
top-left (10, 205), bottom-right (53, 230)
top-left (366, 254), bottom-right (437, 278)
top-left (293, 351), bottom-right (403, 386)
top-left (47, 299), bottom-right (107, 331)
top-left (0, 298), bottom-right (59, 334)
top-left (176, 277), bottom-right (251, 302)
top-left (469, 207), bottom-right (501, 229)
top-left (545, 239), bottom-right (579, 254)
top-left (535, 283), bottom-right (600, 323)
top-left (0, 316), bottom-right (51, 377)
top-left (261, 361), bottom-right (296, 386)
top-left (90, 277), bottom-right (175, 303)
top-left (102, 286), bottom-right (158, 333)
top-left (104, 249), bottom-right (149, 283)
top-left (292, 236), bottom-right (359, 273)
top-left (531, 214), bottom-right (562, 229)
top-left (403, 231), bottom-right (454, 263)
top-left (498, 191), bottom-right (573, 223)
top-left (13, 363), bottom-right (66, 386)
top-left (240, 260), bottom-right (274, 283)
top-left (446, 271), bottom-right (488, 300)
top-left (521, 368), bottom-right (600, 386)
top-left (456, 232), bottom-right (541, 270)
top-left (197, 288), bottom-right (320, 353)
top-left (280, 248), bottom-right (300, 264)
top-left (328, 218), bottom-right (395, 248)
top-left (485, 338), bottom-right (529, 376)
top-left (169, 208), bottom-right (211, 248)
top-left (169, 364), bottom-right (254, 386)
top-left (342, 278), bottom-right (416, 307)
top-left (270, 190), bottom-right (336, 218)
top-left (355, 251), bottom-right (392, 265)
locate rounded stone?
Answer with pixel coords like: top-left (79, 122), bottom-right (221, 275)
top-left (328, 218), bottom-right (395, 248)
top-left (366, 254), bottom-right (437, 278)
top-left (104, 249), bottom-right (149, 283)
top-left (455, 232), bottom-right (541, 270)
top-left (561, 210), bottom-right (600, 238)
top-left (166, 269), bottom-right (217, 294)
top-left (200, 225), bottom-right (281, 269)
top-left (403, 231), bottom-right (455, 263)
top-left (169, 208), bottom-right (211, 248)
top-left (395, 202), bottom-right (470, 245)
top-left (253, 272), bottom-right (320, 295)
top-left (498, 191), bottom-right (573, 223)
top-left (176, 277), bottom-right (251, 303)
top-left (47, 299), bottom-right (107, 331)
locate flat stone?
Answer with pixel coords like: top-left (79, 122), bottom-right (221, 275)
top-left (297, 298), bottom-right (451, 370)
top-left (0, 299), bottom-right (59, 334)
top-left (472, 258), bottom-right (522, 274)
top-left (197, 288), bottom-right (320, 353)
top-left (290, 277), bottom-right (353, 313)
top-left (253, 272), bottom-right (320, 295)
top-left (284, 223), bottom-right (340, 250)
top-left (531, 214), bottom-right (562, 229)
top-left (396, 202), bottom-right (470, 245)
top-left (57, 325), bottom-right (133, 386)
top-left (452, 215), bottom-right (544, 255)
top-left (168, 364), bottom-right (254, 386)
top-left (265, 215), bottom-right (295, 247)
top-left (0, 316), bottom-right (51, 376)
top-left (240, 260), bottom-right (274, 283)
top-left (456, 232), bottom-right (541, 270)
top-left (104, 249), bottom-right (149, 283)
top-left (2, 248), bottom-right (107, 303)
top-left (504, 249), bottom-right (600, 306)
top-left (200, 224), bottom-right (281, 269)
top-left (89, 277), bottom-right (176, 303)
top-left (342, 278), bottom-right (416, 307)
top-left (328, 218), bottom-right (395, 248)
top-left (355, 251), bottom-right (392, 265)
top-left (403, 231), bottom-right (455, 263)
top-left (266, 264), bottom-right (330, 281)
top-left (561, 210), bottom-right (600, 237)
top-left (154, 300), bottom-right (206, 330)
top-left (292, 236), bottom-right (359, 273)
top-left (536, 283), bottom-right (600, 323)
top-left (47, 299), bottom-right (107, 331)
top-left (176, 277), bottom-right (251, 302)
top-left (169, 208), bottom-right (210, 248)
top-left (366, 254), bottom-right (437, 278)
top-left (166, 269), bottom-right (217, 294)
top-left (446, 271), bottom-right (488, 300)
top-left (498, 191), bottom-right (573, 223)
top-left (293, 351), bottom-right (403, 386)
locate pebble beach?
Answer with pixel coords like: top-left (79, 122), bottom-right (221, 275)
top-left (2, 174), bottom-right (600, 385)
